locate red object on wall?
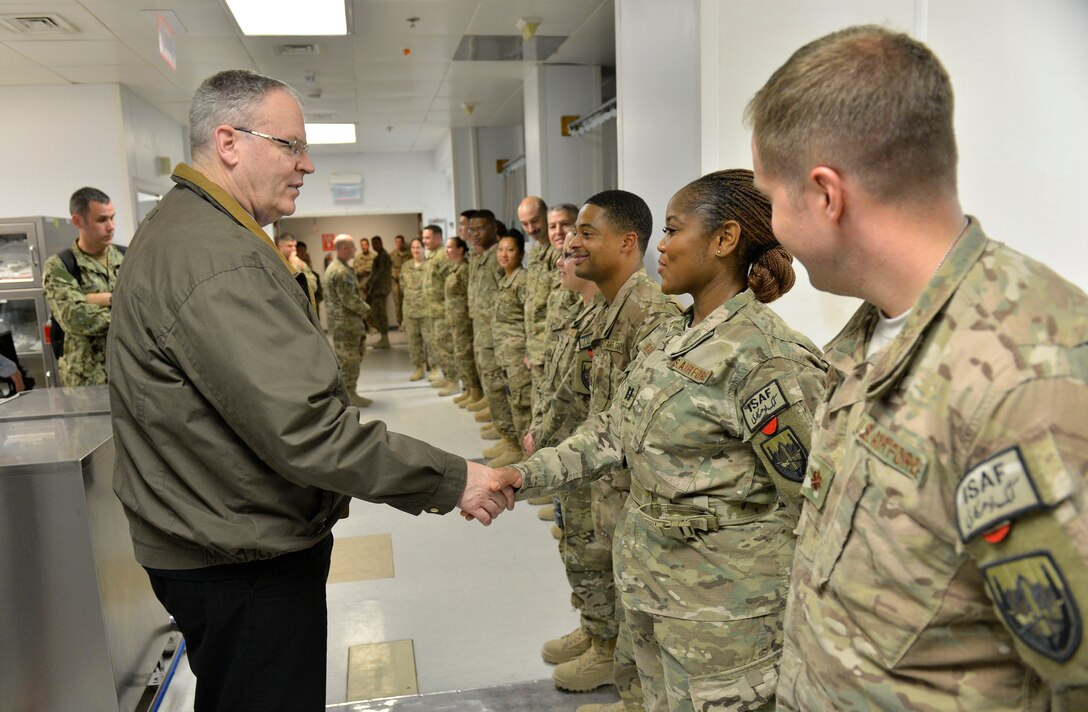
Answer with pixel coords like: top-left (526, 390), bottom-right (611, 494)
top-left (321, 234), bottom-right (335, 251)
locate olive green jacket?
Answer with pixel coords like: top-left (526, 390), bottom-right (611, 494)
top-left (109, 164), bottom-right (466, 569)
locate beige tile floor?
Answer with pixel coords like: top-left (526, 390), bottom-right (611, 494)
top-left (156, 331), bottom-right (618, 710)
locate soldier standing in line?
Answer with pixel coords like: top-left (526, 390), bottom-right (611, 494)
top-left (399, 237), bottom-right (429, 381)
top-left (275, 232), bottom-right (318, 299)
top-left (498, 172), bottom-right (826, 712)
top-left (517, 196), bottom-right (553, 409)
top-left (747, 25), bottom-right (1088, 710)
top-left (389, 234), bottom-right (412, 326)
top-left (421, 224), bottom-right (457, 391)
top-left (444, 236), bottom-right (483, 407)
top-left (324, 234), bottom-right (371, 407)
top-left (366, 236), bottom-right (393, 349)
top-left (490, 231), bottom-right (530, 467)
top-left (42, 186), bottom-right (125, 387)
top-left (524, 246), bottom-right (612, 671)
top-left (467, 211), bottom-right (515, 435)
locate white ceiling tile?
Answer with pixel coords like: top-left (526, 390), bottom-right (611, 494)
top-left (0, 3), bottom-right (114, 41)
top-left (4, 38), bottom-right (143, 65)
top-left (466, 0), bottom-right (602, 36)
top-left (0, 40), bottom-right (35, 65)
top-left (0, 64), bottom-right (67, 84)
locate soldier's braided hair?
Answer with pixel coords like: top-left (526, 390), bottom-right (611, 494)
top-left (679, 169), bottom-right (795, 303)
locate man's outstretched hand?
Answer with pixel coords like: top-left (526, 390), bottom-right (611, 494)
top-left (458, 461), bottom-right (522, 525)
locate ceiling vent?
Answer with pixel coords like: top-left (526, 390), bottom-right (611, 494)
top-left (277, 43), bottom-right (322, 56)
top-left (0, 13), bottom-right (78, 34)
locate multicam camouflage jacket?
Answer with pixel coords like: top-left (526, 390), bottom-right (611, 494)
top-left (399, 260), bottom-right (427, 319)
top-left (467, 244), bottom-right (502, 340)
top-left (324, 258), bottom-right (369, 324)
top-left (779, 219), bottom-right (1088, 711)
top-left (493, 266), bottom-right (527, 371)
top-left (516, 291), bottom-right (826, 619)
top-left (523, 242), bottom-right (559, 369)
top-left (42, 240), bottom-right (124, 386)
top-left (422, 249), bottom-right (454, 319)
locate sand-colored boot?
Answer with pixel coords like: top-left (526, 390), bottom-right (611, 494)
top-left (466, 394), bottom-right (489, 411)
top-left (458, 388), bottom-right (483, 408)
top-left (527, 495), bottom-right (552, 505)
top-left (427, 368), bottom-right (442, 383)
top-left (576, 703), bottom-right (627, 712)
top-left (537, 504), bottom-right (556, 521)
top-left (473, 407), bottom-right (492, 423)
top-left (552, 638), bottom-right (616, 692)
top-left (487, 438), bottom-right (524, 467)
top-left (438, 381), bottom-right (460, 397)
top-left (541, 627), bottom-right (592, 665)
top-left (453, 389), bottom-right (473, 404)
top-left (408, 367), bottom-right (425, 381)
top-left (374, 335), bottom-right (391, 349)
top-left (483, 441), bottom-right (507, 458)
top-left (480, 424), bottom-right (500, 440)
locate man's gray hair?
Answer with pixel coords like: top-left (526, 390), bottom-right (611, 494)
top-left (189, 69), bottom-right (303, 158)
top-left (549, 203), bottom-right (578, 220)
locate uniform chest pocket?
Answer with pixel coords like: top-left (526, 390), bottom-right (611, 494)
top-left (628, 376), bottom-right (685, 454)
top-left (809, 457), bottom-right (870, 588)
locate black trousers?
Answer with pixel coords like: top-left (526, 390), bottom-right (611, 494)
top-left (146, 536), bottom-right (333, 712)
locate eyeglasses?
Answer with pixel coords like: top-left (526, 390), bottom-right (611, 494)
top-left (233, 127), bottom-right (309, 157)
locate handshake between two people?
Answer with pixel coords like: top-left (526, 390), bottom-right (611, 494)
top-left (457, 460), bottom-right (524, 525)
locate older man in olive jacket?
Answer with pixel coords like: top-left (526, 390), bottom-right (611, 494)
top-left (107, 69), bottom-right (513, 712)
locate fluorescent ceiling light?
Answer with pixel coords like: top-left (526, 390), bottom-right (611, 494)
top-left (225, 0), bottom-right (346, 36)
top-left (306, 123), bottom-right (356, 144)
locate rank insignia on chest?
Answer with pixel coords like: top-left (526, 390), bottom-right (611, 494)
top-left (621, 383), bottom-right (637, 408)
top-left (742, 380), bottom-right (788, 432)
top-left (801, 456), bottom-right (834, 509)
top-left (982, 552), bottom-right (1081, 662)
top-left (760, 427), bottom-right (808, 483)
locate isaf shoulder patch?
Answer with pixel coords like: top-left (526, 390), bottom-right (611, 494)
top-left (983, 551), bottom-right (1082, 662)
top-left (742, 380), bottom-right (788, 432)
top-left (955, 447), bottom-right (1043, 543)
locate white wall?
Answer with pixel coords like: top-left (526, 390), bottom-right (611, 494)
top-left (615, 0), bottom-right (702, 282)
top-left (120, 87), bottom-right (188, 210)
top-left (695, 0), bottom-right (1088, 348)
top-left (475, 126), bottom-right (524, 220)
top-left (450, 127), bottom-right (480, 217)
top-left (293, 151), bottom-right (454, 235)
top-left (0, 84), bottom-right (137, 244)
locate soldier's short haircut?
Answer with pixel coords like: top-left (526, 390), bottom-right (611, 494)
top-left (70, 187), bottom-right (111, 217)
top-left (746, 25), bottom-right (957, 202)
top-left (274, 232), bottom-right (295, 244)
top-left (422, 224), bottom-right (443, 237)
top-left (549, 203), bottom-right (578, 221)
top-left (460, 209), bottom-right (475, 219)
top-left (473, 209), bottom-right (496, 226)
top-left (583, 190), bottom-right (653, 255)
top-left (189, 69), bottom-right (303, 159)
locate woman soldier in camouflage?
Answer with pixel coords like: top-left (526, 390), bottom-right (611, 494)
top-left (399, 238), bottom-right (429, 381)
top-left (507, 170), bottom-right (827, 711)
top-left (444, 236), bottom-right (483, 406)
top-left (490, 230), bottom-right (530, 467)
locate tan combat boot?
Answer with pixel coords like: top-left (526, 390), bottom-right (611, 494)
top-left (541, 627), bottom-right (592, 665)
top-left (537, 504), bottom-right (555, 521)
top-left (482, 441), bottom-right (507, 458)
top-left (487, 438), bottom-right (523, 467)
top-left (551, 525), bottom-right (562, 540)
top-left (480, 424), bottom-right (500, 440)
top-left (453, 389), bottom-right (473, 404)
top-left (374, 335), bottom-right (391, 349)
top-left (408, 367), bottom-right (425, 381)
top-left (438, 381), bottom-right (460, 396)
top-left (552, 637), bottom-right (616, 692)
top-left (459, 388), bottom-right (483, 409)
top-left (466, 394), bottom-right (489, 411)
top-left (527, 495), bottom-right (552, 505)
top-left (473, 407), bottom-right (492, 423)
top-left (427, 368), bottom-right (441, 383)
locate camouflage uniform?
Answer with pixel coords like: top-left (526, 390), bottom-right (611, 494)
top-left (366, 250), bottom-right (393, 336)
top-left (493, 266), bottom-right (531, 436)
top-left (779, 219), bottom-right (1088, 711)
top-left (469, 244), bottom-right (515, 438)
top-left (423, 249), bottom-right (455, 378)
top-left (42, 240), bottom-right (124, 386)
top-left (585, 268), bottom-right (680, 707)
top-left (524, 242), bottom-right (560, 407)
top-left (390, 247), bottom-right (412, 325)
top-left (399, 260), bottom-right (428, 369)
top-left (444, 260), bottom-right (481, 391)
top-left (530, 294), bottom-right (614, 642)
top-left (516, 291), bottom-right (826, 711)
top-left (352, 250), bottom-right (376, 328)
top-left (324, 257), bottom-right (370, 391)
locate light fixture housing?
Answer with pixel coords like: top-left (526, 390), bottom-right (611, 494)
top-left (225, 0), bottom-right (347, 36)
top-left (305, 123), bottom-right (356, 144)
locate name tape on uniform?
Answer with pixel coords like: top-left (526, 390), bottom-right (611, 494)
top-left (855, 416), bottom-right (928, 482)
top-left (955, 447), bottom-right (1042, 542)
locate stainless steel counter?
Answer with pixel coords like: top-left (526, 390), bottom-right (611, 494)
top-left (0, 387), bottom-right (171, 712)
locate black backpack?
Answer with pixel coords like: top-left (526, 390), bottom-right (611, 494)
top-left (49, 245), bottom-right (126, 359)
